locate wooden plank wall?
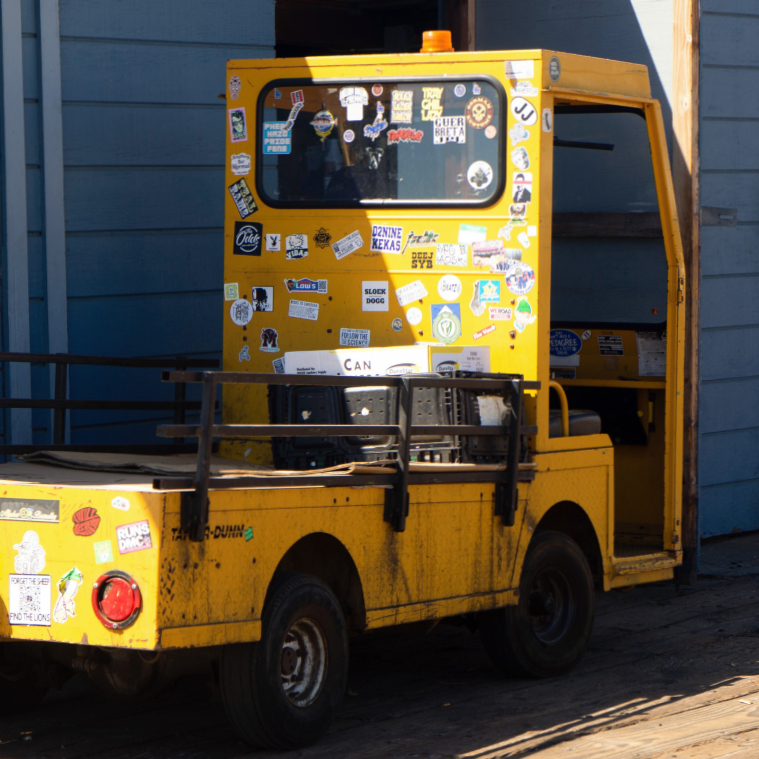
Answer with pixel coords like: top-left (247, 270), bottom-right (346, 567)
top-left (44, 0), bottom-right (275, 444)
top-left (698, 0), bottom-right (759, 536)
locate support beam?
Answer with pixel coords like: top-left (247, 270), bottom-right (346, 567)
top-left (672, 0), bottom-right (699, 583)
top-left (1, 0), bottom-right (32, 445)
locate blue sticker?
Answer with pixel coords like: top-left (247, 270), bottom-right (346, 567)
top-left (274, 88), bottom-right (282, 99)
top-left (478, 280), bottom-right (501, 303)
top-left (263, 122), bottom-right (291, 155)
top-left (550, 329), bottom-right (582, 357)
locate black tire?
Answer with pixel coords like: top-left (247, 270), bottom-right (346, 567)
top-left (479, 530), bottom-right (594, 678)
top-left (220, 573), bottom-right (348, 749)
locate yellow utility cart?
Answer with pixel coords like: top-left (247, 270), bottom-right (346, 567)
top-left (0, 34), bottom-right (684, 749)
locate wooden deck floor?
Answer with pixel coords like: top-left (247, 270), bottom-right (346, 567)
top-left (2, 532), bottom-right (759, 758)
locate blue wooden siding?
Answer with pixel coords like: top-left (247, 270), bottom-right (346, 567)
top-left (698, 0), bottom-right (759, 536)
top-left (34, 0), bottom-right (274, 442)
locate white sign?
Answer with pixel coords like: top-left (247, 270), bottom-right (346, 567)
top-left (266, 233), bottom-right (281, 252)
top-left (289, 299), bottom-right (319, 321)
top-left (339, 86), bottom-right (368, 121)
top-left (339, 328), bottom-right (370, 347)
top-left (362, 281), bottom-right (389, 311)
top-left (395, 280), bottom-right (428, 307)
top-left (504, 60), bottom-right (534, 79)
top-left (438, 275), bottom-right (462, 302)
top-left (436, 244), bottom-right (468, 267)
top-left (458, 224), bottom-right (487, 245)
top-left (333, 231), bottom-right (364, 260)
top-left (231, 153), bottom-right (251, 175)
top-left (9, 574), bottom-right (51, 626)
top-left (433, 116), bottom-right (466, 144)
top-left (286, 345), bottom-right (427, 376)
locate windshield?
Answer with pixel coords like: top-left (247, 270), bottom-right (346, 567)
top-left (257, 78), bottom-right (504, 207)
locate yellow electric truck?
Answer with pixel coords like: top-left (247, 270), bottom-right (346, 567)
top-left (0, 34), bottom-right (684, 749)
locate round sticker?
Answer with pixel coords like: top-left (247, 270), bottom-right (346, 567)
top-left (550, 329), bottom-right (582, 358)
top-left (230, 299), bottom-right (253, 326)
top-left (343, 129), bottom-right (355, 143)
top-left (503, 261), bottom-right (536, 295)
top-left (467, 161), bottom-right (493, 191)
top-left (438, 275), bottom-right (462, 302)
top-left (454, 83), bottom-right (466, 98)
top-left (310, 110), bottom-right (336, 142)
top-left (465, 97), bottom-right (494, 129)
top-left (549, 56), bottom-right (561, 82)
top-left (392, 318), bottom-right (403, 332)
top-left (511, 146), bottom-right (530, 170)
top-left (510, 97), bottom-right (538, 126)
top-left (581, 330), bottom-right (592, 341)
top-left (372, 84), bottom-right (383, 97)
top-left (406, 307), bottom-right (423, 325)
top-left (485, 125), bottom-right (497, 139)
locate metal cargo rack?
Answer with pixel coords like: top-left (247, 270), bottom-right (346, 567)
top-left (153, 371), bottom-right (540, 541)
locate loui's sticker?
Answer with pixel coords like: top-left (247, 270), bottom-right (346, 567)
top-left (362, 281), bottom-right (389, 312)
top-left (289, 300), bottom-right (319, 321)
top-left (395, 280), bottom-right (428, 307)
top-left (339, 328), bottom-right (370, 347)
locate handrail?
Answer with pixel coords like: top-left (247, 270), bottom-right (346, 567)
top-left (549, 380), bottom-right (570, 437)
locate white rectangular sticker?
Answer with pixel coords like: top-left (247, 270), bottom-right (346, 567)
top-left (436, 244), bottom-right (468, 267)
top-left (458, 224), bottom-right (487, 245)
top-left (395, 280), bottom-right (428, 307)
top-left (504, 60), bottom-right (534, 79)
top-left (9, 574), bottom-right (51, 626)
top-left (289, 299), bottom-right (319, 321)
top-left (333, 231), bottom-right (364, 260)
top-left (636, 332), bottom-right (667, 376)
top-left (433, 116), bottom-right (466, 144)
top-left (362, 281), bottom-right (389, 312)
top-left (489, 307), bottom-right (513, 321)
top-left (339, 328), bottom-right (370, 347)
top-left (370, 225), bottom-right (403, 254)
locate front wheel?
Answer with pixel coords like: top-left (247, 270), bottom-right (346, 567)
top-left (479, 530), bottom-right (594, 678)
top-left (220, 573), bottom-right (348, 749)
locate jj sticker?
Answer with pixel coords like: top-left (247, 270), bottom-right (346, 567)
top-left (465, 97), bottom-right (494, 129)
top-left (364, 102), bottom-right (388, 141)
top-left (339, 328), bottom-right (370, 347)
top-left (93, 540), bottom-right (114, 565)
top-left (14, 531), bottom-right (46, 574)
top-left (514, 296), bottom-right (537, 332)
top-left (9, 573), bottom-right (51, 626)
top-left (371, 225), bottom-right (403, 253)
top-left (468, 161), bottom-right (493, 191)
top-left (116, 520), bottom-right (153, 554)
top-left (289, 300), bottom-right (319, 321)
top-left (251, 286), bottom-right (273, 312)
top-left (230, 299), bottom-right (253, 326)
top-left (362, 281), bottom-right (389, 311)
top-left (421, 87), bottom-right (444, 121)
top-left (229, 75), bottom-right (241, 100)
top-left (310, 110), bottom-right (336, 142)
top-left (512, 173), bottom-right (532, 204)
top-left (459, 224), bottom-right (487, 245)
top-left (260, 328), bottom-right (279, 352)
top-left (266, 233), bottom-right (281, 252)
top-left (224, 283), bottom-right (239, 301)
top-left (510, 97), bottom-right (537, 126)
top-left (313, 228), bottom-right (332, 248)
top-left (504, 261), bottom-right (536, 295)
top-left (263, 122), bottom-right (291, 155)
top-left (53, 567), bottom-right (82, 624)
top-left (229, 108), bottom-right (247, 142)
top-left (438, 274), bottom-right (462, 302)
top-left (395, 280), bottom-right (428, 307)
top-left (511, 147), bottom-right (530, 170)
top-left (388, 128), bottom-right (423, 144)
top-left (433, 116), bottom-right (466, 144)
top-left (228, 178), bottom-right (258, 218)
top-left (231, 153), bottom-right (251, 176)
top-left (510, 123), bottom-right (530, 146)
top-left (478, 280), bottom-right (501, 303)
top-left (284, 278), bottom-right (327, 294)
top-left (340, 86), bottom-right (369, 121)
top-left (431, 304), bottom-right (462, 344)
top-left (72, 507), bottom-right (100, 537)
top-left (286, 234), bottom-right (308, 260)
top-left (391, 90), bottom-right (414, 123)
top-left (332, 231), bottom-right (364, 260)
top-left (436, 244), bottom-right (468, 267)
top-left (0, 497), bottom-right (59, 524)
top-left (233, 221), bottom-right (263, 256)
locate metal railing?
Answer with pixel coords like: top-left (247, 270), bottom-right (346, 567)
top-left (153, 370), bottom-right (540, 541)
top-left (0, 352), bottom-right (218, 455)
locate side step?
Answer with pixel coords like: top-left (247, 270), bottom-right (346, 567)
top-left (612, 551), bottom-right (679, 576)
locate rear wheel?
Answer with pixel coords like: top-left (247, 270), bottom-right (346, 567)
top-left (479, 530), bottom-right (594, 678)
top-left (220, 573), bottom-right (348, 749)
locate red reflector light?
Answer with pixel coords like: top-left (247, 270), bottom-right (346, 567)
top-left (92, 571), bottom-right (142, 630)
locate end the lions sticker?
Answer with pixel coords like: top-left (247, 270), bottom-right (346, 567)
top-left (116, 520), bottom-right (153, 554)
top-left (0, 497), bottom-right (59, 524)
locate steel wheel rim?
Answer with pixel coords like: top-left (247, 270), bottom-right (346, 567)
top-left (280, 617), bottom-right (328, 707)
top-left (526, 567), bottom-right (575, 645)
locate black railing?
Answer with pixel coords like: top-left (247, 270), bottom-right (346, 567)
top-left (153, 371), bottom-right (540, 541)
top-left (0, 352), bottom-right (219, 455)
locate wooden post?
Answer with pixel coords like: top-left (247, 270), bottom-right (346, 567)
top-left (673, 0), bottom-right (699, 584)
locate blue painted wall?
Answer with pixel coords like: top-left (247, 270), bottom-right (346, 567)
top-left (15, 0), bottom-right (274, 444)
top-left (698, 0), bottom-right (759, 536)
